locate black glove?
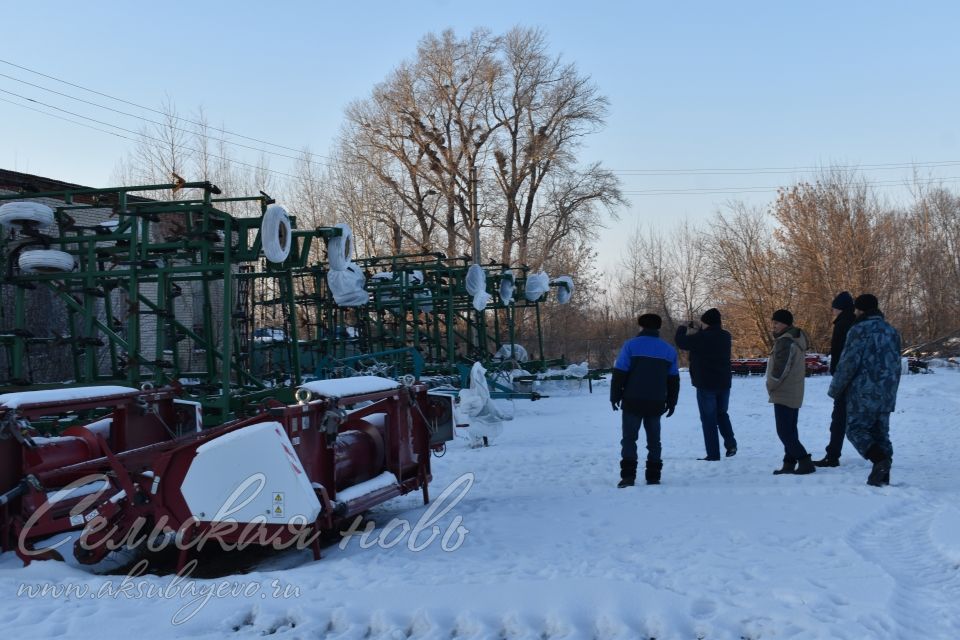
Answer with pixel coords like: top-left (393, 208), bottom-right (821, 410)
top-left (611, 400), bottom-right (620, 411)
top-left (663, 403), bottom-right (675, 417)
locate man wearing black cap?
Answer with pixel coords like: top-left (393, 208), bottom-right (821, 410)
top-left (676, 308), bottom-right (737, 461)
top-left (611, 313), bottom-right (680, 487)
top-left (814, 292), bottom-right (856, 467)
top-left (828, 294), bottom-right (901, 486)
top-left (767, 309), bottom-right (816, 475)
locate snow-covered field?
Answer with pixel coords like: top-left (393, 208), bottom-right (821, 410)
top-left (3, 371), bottom-right (959, 639)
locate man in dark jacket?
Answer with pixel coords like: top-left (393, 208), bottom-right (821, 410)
top-left (675, 308), bottom-right (737, 461)
top-left (611, 313), bottom-right (680, 487)
top-left (814, 291), bottom-right (856, 467)
top-left (828, 294), bottom-right (901, 486)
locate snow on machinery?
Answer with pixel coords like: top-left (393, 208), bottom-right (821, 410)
top-left (0, 177), bottom-right (583, 568)
top-left (0, 377), bottom-right (455, 571)
top-left (0, 178), bottom-right (580, 417)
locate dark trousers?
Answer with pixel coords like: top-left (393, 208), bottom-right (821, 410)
top-left (825, 392), bottom-right (847, 460)
top-left (846, 410), bottom-right (893, 461)
top-left (621, 410), bottom-right (662, 462)
top-left (773, 403), bottom-right (808, 462)
top-left (696, 388), bottom-right (737, 458)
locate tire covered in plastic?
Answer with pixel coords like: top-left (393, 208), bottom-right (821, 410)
top-left (19, 249), bottom-right (75, 273)
top-left (261, 205), bottom-right (292, 263)
top-left (0, 202), bottom-right (55, 228)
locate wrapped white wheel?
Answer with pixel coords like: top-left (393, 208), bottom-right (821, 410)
top-left (18, 249), bottom-right (75, 274)
top-left (326, 223), bottom-right (354, 271)
top-left (0, 202), bottom-right (55, 228)
top-left (524, 271), bottom-right (550, 302)
top-left (499, 269), bottom-right (515, 305)
top-left (261, 204), bottom-right (292, 263)
top-left (552, 275), bottom-right (574, 304)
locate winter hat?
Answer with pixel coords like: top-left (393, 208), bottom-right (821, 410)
top-left (700, 308), bottom-right (722, 326)
top-left (831, 291), bottom-right (854, 311)
top-left (854, 293), bottom-right (879, 313)
top-left (771, 309), bottom-right (794, 325)
top-left (637, 313), bottom-right (663, 330)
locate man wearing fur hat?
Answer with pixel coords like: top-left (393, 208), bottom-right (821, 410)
top-left (611, 313), bottom-right (680, 487)
top-left (828, 294), bottom-right (901, 486)
top-left (675, 308), bottom-right (738, 461)
top-left (814, 291), bottom-right (856, 467)
top-left (767, 309), bottom-right (816, 475)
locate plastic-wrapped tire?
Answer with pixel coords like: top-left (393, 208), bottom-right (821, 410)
top-left (18, 249), bottom-right (75, 274)
top-left (0, 202), bottom-right (55, 228)
top-left (499, 269), bottom-right (515, 305)
top-left (552, 275), bottom-right (574, 304)
top-left (327, 223), bottom-right (354, 271)
top-left (261, 204), bottom-right (292, 263)
top-left (327, 262), bottom-right (369, 306)
top-left (524, 271), bottom-right (551, 302)
top-left (466, 264), bottom-right (491, 311)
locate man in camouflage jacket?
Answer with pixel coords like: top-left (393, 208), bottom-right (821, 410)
top-left (828, 294), bottom-right (902, 486)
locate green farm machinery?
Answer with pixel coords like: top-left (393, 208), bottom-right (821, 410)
top-left (0, 180), bottom-right (576, 425)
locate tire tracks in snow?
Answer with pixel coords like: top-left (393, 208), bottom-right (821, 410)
top-left (846, 497), bottom-right (960, 638)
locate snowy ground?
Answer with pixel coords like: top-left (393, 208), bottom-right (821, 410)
top-left (3, 371), bottom-right (959, 639)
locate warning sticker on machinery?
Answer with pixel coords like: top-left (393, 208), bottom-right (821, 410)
top-left (272, 492), bottom-right (284, 518)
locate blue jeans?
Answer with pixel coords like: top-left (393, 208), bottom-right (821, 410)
top-left (774, 403), bottom-right (808, 462)
top-left (621, 410), bottom-right (662, 462)
top-left (696, 388), bottom-right (737, 459)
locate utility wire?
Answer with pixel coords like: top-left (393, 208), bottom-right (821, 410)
top-left (0, 90), bottom-right (302, 181)
top-left (0, 95), bottom-right (142, 141)
top-left (0, 71), bottom-right (326, 166)
top-left (4, 59), bottom-right (959, 180)
top-left (1, 60), bottom-right (957, 196)
top-left (612, 160), bottom-right (960, 176)
top-left (621, 175), bottom-right (960, 196)
top-left (5, 89), bottom-right (955, 197)
top-left (0, 57), bottom-right (334, 162)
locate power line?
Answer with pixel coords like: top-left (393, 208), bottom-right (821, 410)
top-left (2, 58), bottom-right (957, 197)
top-left (5, 89), bottom-right (955, 197)
top-left (621, 174), bottom-right (960, 196)
top-left (612, 160), bottom-right (960, 176)
top-left (0, 57), bottom-right (334, 163)
top-left (0, 95), bottom-right (141, 142)
top-left (0, 70), bottom-right (328, 167)
top-left (5, 59), bottom-right (958, 181)
top-left (0, 91), bottom-right (302, 181)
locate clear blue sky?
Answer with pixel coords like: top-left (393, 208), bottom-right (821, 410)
top-left (3, 1), bottom-right (959, 271)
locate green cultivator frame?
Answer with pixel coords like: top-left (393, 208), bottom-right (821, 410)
top-left (0, 180), bottom-right (573, 425)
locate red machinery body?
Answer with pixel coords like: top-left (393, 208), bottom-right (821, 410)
top-left (0, 377), bottom-right (455, 570)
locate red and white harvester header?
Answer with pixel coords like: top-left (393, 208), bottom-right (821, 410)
top-left (0, 377), bottom-right (455, 571)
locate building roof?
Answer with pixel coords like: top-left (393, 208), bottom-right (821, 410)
top-left (0, 169), bottom-right (153, 205)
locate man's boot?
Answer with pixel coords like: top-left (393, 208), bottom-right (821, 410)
top-left (794, 454), bottom-right (816, 475)
top-left (813, 456), bottom-right (839, 467)
top-left (618, 459), bottom-right (637, 488)
top-left (865, 445), bottom-right (891, 487)
top-left (645, 460), bottom-right (663, 485)
top-left (773, 458), bottom-right (797, 475)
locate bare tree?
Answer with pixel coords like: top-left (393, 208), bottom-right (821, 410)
top-left (904, 184), bottom-right (960, 343)
top-left (709, 203), bottom-right (787, 353)
top-left (667, 220), bottom-right (712, 322)
top-left (491, 28), bottom-right (614, 266)
top-left (771, 171), bottom-right (905, 349)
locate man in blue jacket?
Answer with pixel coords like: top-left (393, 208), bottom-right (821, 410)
top-left (675, 308), bottom-right (737, 461)
top-left (828, 294), bottom-right (902, 486)
top-left (611, 313), bottom-right (680, 487)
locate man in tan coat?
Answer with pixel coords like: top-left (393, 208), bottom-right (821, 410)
top-left (766, 309), bottom-right (816, 475)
